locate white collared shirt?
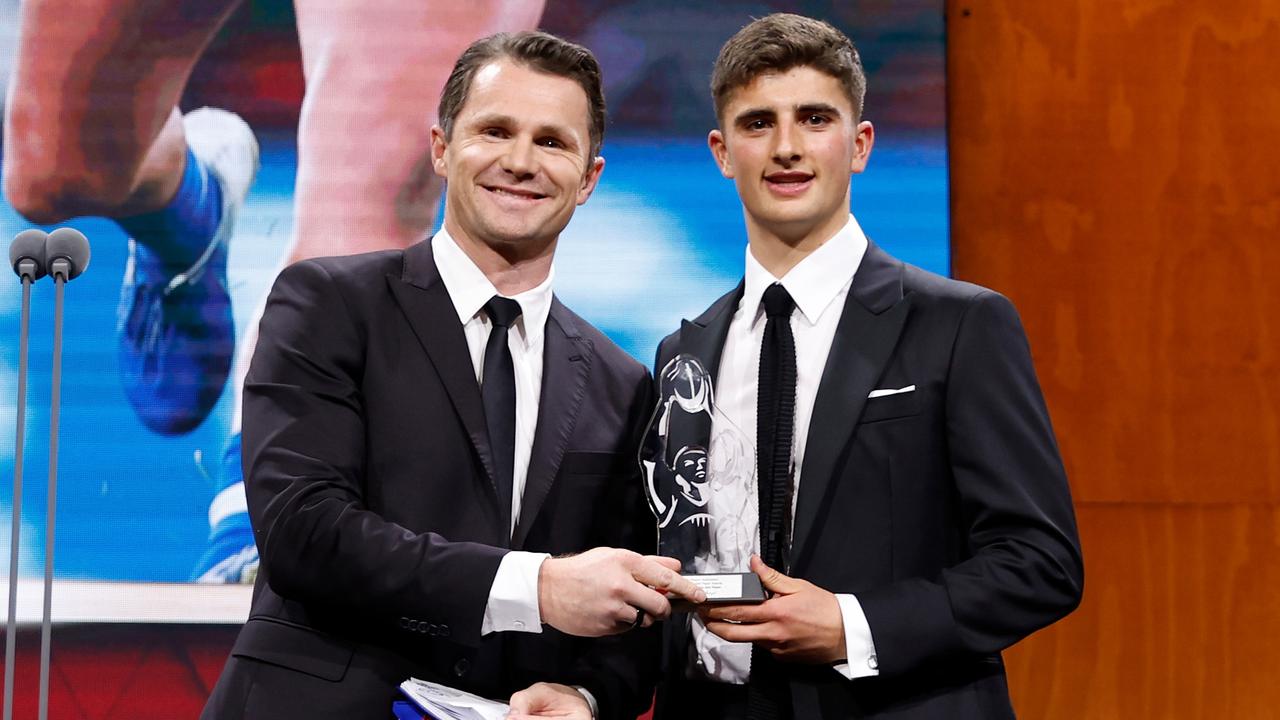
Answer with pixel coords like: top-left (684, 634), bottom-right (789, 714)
top-left (433, 229), bottom-right (551, 637)
top-left (434, 227), bottom-right (551, 531)
top-left (692, 214), bottom-right (881, 682)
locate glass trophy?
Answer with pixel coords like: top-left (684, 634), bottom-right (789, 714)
top-left (641, 354), bottom-right (765, 606)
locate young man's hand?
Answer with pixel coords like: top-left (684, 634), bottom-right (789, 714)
top-left (700, 555), bottom-right (846, 664)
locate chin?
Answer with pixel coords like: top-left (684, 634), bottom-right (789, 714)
top-left (765, 206), bottom-right (844, 235)
top-left (484, 227), bottom-right (563, 260)
top-left (759, 212), bottom-right (820, 233)
top-left (478, 220), bottom-right (538, 244)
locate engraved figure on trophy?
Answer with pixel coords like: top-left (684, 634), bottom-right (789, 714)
top-left (641, 354), bottom-right (764, 604)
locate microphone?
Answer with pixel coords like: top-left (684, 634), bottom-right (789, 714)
top-left (44, 226), bottom-right (90, 281)
top-left (8, 227), bottom-right (48, 280)
top-left (4, 229), bottom-right (48, 720)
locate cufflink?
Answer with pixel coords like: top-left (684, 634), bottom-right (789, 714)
top-left (868, 654), bottom-right (878, 670)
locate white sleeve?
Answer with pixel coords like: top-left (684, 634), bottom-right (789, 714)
top-left (831, 593), bottom-right (880, 679)
top-left (480, 551), bottom-right (549, 635)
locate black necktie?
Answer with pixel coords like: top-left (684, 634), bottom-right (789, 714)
top-left (757, 283), bottom-right (797, 570)
top-left (749, 283), bottom-right (796, 720)
top-left (482, 296), bottom-right (522, 540)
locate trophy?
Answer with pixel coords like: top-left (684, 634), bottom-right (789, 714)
top-left (641, 354), bottom-right (765, 606)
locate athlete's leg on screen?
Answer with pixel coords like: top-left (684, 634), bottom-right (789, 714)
top-left (2, 0), bottom-right (259, 436)
top-left (193, 0), bottom-right (546, 583)
top-left (288, 0), bottom-right (546, 258)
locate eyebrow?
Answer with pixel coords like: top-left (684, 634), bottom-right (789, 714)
top-left (796, 102), bottom-right (842, 117)
top-left (733, 107), bottom-right (777, 125)
top-left (467, 112), bottom-right (517, 129)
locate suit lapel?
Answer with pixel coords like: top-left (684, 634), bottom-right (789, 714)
top-left (387, 240), bottom-right (499, 495)
top-left (651, 284), bottom-right (741, 478)
top-left (674, 282), bottom-right (743, 386)
top-left (790, 241), bottom-right (911, 573)
top-left (512, 299), bottom-right (593, 548)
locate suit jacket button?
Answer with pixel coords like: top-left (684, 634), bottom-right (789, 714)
top-left (440, 625), bottom-right (451, 638)
top-left (454, 658), bottom-right (470, 677)
top-left (399, 617), bottom-right (410, 629)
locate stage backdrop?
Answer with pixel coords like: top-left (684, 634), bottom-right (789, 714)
top-left (0, 0), bottom-right (946, 617)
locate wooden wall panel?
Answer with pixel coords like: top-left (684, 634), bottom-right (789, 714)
top-left (946, 1), bottom-right (1280, 505)
top-left (1004, 504), bottom-right (1280, 718)
top-left (946, 1), bottom-right (1280, 715)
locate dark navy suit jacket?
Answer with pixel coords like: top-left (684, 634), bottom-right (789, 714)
top-left (652, 241), bottom-right (1083, 719)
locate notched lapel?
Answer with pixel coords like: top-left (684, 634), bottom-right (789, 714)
top-left (386, 242), bottom-right (499, 493)
top-left (791, 242), bottom-right (911, 572)
top-left (672, 282), bottom-right (743, 386)
top-left (643, 285), bottom-right (742, 472)
top-left (513, 300), bottom-right (593, 549)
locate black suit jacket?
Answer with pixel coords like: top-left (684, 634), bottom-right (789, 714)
top-left (204, 240), bottom-right (658, 720)
top-left (652, 241), bottom-right (1083, 719)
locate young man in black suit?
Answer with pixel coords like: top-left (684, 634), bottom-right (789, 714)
top-left (650, 14), bottom-right (1083, 719)
top-left (203, 31), bottom-right (704, 720)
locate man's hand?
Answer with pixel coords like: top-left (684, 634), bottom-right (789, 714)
top-left (538, 547), bottom-right (706, 637)
top-left (700, 555), bottom-right (846, 664)
top-left (507, 682), bottom-right (590, 719)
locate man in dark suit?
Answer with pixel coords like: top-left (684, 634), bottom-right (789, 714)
top-left (203, 31), bottom-right (703, 720)
top-left (649, 14), bottom-right (1084, 719)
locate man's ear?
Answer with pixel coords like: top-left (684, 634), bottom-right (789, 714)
top-left (576, 155), bottom-right (606, 206)
top-left (850, 120), bottom-right (875, 175)
top-left (708, 129), bottom-right (734, 179)
top-left (430, 125), bottom-right (449, 179)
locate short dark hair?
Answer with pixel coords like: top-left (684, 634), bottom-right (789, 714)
top-left (711, 13), bottom-right (866, 123)
top-left (438, 31), bottom-right (606, 160)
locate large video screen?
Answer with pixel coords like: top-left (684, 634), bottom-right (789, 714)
top-left (0, 0), bottom-right (946, 617)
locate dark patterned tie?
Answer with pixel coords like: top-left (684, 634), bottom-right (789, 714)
top-left (748, 283), bottom-right (796, 720)
top-left (482, 296), bottom-right (522, 541)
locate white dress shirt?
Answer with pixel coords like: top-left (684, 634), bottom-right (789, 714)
top-left (692, 214), bottom-right (880, 682)
top-left (432, 230), bottom-right (550, 637)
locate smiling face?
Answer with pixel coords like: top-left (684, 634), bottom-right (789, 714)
top-left (708, 64), bottom-right (873, 249)
top-left (432, 59), bottom-right (604, 262)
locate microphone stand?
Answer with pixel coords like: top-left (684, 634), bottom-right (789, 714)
top-left (35, 229), bottom-right (90, 720)
top-left (4, 271), bottom-right (34, 720)
top-left (36, 264), bottom-right (68, 720)
top-left (5, 229), bottom-right (48, 720)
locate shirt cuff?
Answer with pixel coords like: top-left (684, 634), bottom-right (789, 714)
top-left (831, 593), bottom-right (879, 679)
top-left (572, 685), bottom-right (600, 719)
top-left (481, 551), bottom-right (549, 635)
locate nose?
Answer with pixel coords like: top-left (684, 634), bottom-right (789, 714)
top-left (500, 135), bottom-right (537, 179)
top-left (772, 122), bottom-right (802, 166)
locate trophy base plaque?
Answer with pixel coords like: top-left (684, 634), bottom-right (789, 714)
top-left (672, 573), bottom-right (766, 612)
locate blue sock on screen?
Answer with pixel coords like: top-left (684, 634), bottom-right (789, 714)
top-left (190, 432), bottom-right (255, 581)
top-left (116, 147), bottom-right (224, 270)
top-left (210, 432), bottom-right (251, 545)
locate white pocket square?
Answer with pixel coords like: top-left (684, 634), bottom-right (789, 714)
top-left (867, 385), bottom-right (915, 399)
